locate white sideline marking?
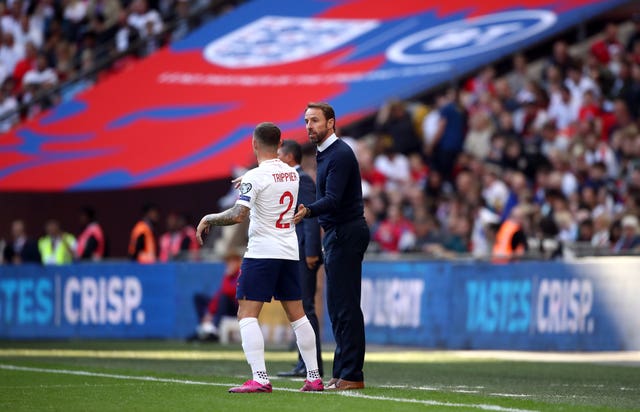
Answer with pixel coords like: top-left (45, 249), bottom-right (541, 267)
top-left (0, 364), bottom-right (538, 411)
top-left (339, 392), bottom-right (537, 411)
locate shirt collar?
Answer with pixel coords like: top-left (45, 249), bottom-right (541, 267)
top-left (317, 133), bottom-right (338, 152)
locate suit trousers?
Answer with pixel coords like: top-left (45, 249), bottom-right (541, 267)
top-left (295, 258), bottom-right (323, 374)
top-left (323, 218), bottom-right (370, 382)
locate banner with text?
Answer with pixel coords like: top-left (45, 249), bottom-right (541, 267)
top-left (1, 258), bottom-right (638, 350)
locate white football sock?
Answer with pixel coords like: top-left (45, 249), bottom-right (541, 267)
top-left (239, 317), bottom-right (269, 385)
top-left (291, 316), bottom-right (320, 380)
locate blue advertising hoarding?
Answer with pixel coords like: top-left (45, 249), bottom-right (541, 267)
top-left (0, 263), bottom-right (224, 339)
top-left (1, 258), bottom-right (639, 351)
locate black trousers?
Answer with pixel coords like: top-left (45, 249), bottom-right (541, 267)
top-left (323, 218), bottom-right (370, 382)
top-left (295, 257), bottom-right (323, 375)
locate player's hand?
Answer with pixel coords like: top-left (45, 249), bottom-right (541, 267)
top-left (306, 255), bottom-right (320, 270)
top-left (293, 204), bottom-right (309, 224)
top-left (196, 217), bottom-right (211, 246)
top-left (232, 175), bottom-right (244, 189)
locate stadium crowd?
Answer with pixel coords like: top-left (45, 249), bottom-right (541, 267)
top-left (1, 11), bottom-right (640, 263)
top-left (352, 18), bottom-right (640, 259)
top-left (0, 0), bottom-right (240, 131)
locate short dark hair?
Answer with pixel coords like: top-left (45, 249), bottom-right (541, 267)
top-left (280, 139), bottom-right (302, 164)
top-left (253, 122), bottom-right (281, 149)
top-left (306, 102), bottom-right (336, 128)
top-left (142, 203), bottom-right (159, 215)
top-left (82, 206), bottom-right (96, 221)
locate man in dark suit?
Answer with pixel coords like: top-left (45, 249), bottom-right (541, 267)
top-left (2, 219), bottom-right (41, 264)
top-left (276, 139), bottom-right (323, 378)
top-left (294, 102), bottom-right (369, 391)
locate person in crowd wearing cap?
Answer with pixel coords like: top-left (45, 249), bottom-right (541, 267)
top-left (613, 215), bottom-right (640, 252)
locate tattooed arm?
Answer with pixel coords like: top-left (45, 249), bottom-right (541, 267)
top-left (196, 204), bottom-right (250, 245)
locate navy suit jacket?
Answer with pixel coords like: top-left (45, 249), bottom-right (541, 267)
top-left (295, 166), bottom-right (322, 260)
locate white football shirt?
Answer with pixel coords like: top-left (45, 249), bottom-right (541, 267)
top-left (236, 158), bottom-right (300, 260)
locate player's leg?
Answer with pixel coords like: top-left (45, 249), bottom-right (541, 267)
top-left (276, 260), bottom-right (323, 391)
top-left (280, 300), bottom-right (323, 391)
top-left (301, 262), bottom-right (323, 376)
top-left (230, 258), bottom-right (276, 393)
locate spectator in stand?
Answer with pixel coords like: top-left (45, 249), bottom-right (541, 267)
top-left (507, 53), bottom-right (529, 97)
top-left (465, 66), bottom-right (496, 101)
top-left (0, 31), bottom-right (24, 73)
top-left (115, 9), bottom-right (140, 55)
top-left (591, 211), bottom-right (611, 248)
top-left (129, 203), bottom-right (160, 263)
top-left (372, 203), bottom-right (415, 253)
top-left (543, 40), bottom-right (575, 81)
top-left (426, 88), bottom-right (466, 181)
top-left (2, 219), bottom-right (41, 264)
top-left (493, 78), bottom-right (519, 113)
top-left (76, 206), bottom-right (106, 261)
top-left (501, 138), bottom-right (530, 176)
top-left (373, 139), bottom-right (410, 194)
top-left (470, 201), bottom-right (501, 259)
top-left (14, 11), bottom-right (44, 50)
top-left (127, 0), bottom-right (163, 42)
top-left (22, 51), bottom-right (58, 114)
top-left (193, 249), bottom-right (242, 341)
top-left (375, 99), bottom-right (422, 156)
top-left (63, 0), bottom-right (89, 42)
top-left (492, 205), bottom-right (528, 262)
top-left (590, 23), bottom-right (623, 66)
top-left (423, 212), bottom-right (471, 258)
top-left (421, 94), bottom-right (444, 149)
top-left (412, 214), bottom-right (442, 253)
top-left (609, 98), bottom-right (638, 139)
top-left (627, 14), bottom-right (640, 53)
top-left (576, 218), bottom-right (594, 243)
top-left (159, 212), bottom-right (199, 262)
top-left (39, 219), bottom-right (77, 265)
top-left (88, 0), bottom-right (123, 30)
top-left (0, 79), bottom-right (18, 132)
top-left (482, 164), bottom-right (509, 217)
top-left (539, 121), bottom-right (570, 159)
top-left (170, 0), bottom-right (201, 43)
top-left (463, 109), bottom-right (494, 160)
top-left (512, 94), bottom-right (547, 138)
top-left (547, 85), bottom-right (576, 130)
top-left (613, 215), bottom-right (640, 252)
top-left (565, 63), bottom-right (599, 118)
top-left (12, 40), bottom-right (37, 90)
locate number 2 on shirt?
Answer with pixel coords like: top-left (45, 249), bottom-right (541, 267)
top-left (275, 191), bottom-right (294, 229)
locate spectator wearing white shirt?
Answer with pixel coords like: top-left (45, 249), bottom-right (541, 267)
top-left (23, 53), bottom-right (58, 87)
top-left (482, 164), bottom-right (510, 216)
top-left (127, 0), bottom-right (163, 38)
top-left (14, 13), bottom-right (44, 50)
top-left (373, 142), bottom-right (410, 193)
top-left (0, 31), bottom-right (24, 73)
top-left (565, 64), bottom-right (599, 120)
top-left (0, 80), bottom-right (18, 132)
top-left (547, 85), bottom-right (576, 130)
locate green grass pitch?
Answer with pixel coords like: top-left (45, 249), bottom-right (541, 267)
top-left (0, 341), bottom-right (638, 411)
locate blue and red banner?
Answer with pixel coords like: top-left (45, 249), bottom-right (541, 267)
top-left (0, 0), bottom-right (628, 191)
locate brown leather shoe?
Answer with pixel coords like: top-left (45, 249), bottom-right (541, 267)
top-left (326, 378), bottom-right (365, 390)
top-left (325, 378), bottom-right (338, 389)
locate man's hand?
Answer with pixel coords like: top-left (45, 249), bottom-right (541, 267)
top-left (196, 216), bottom-right (211, 246)
top-left (232, 175), bottom-right (244, 190)
top-left (306, 255), bottom-right (320, 270)
top-left (293, 204), bottom-right (309, 224)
